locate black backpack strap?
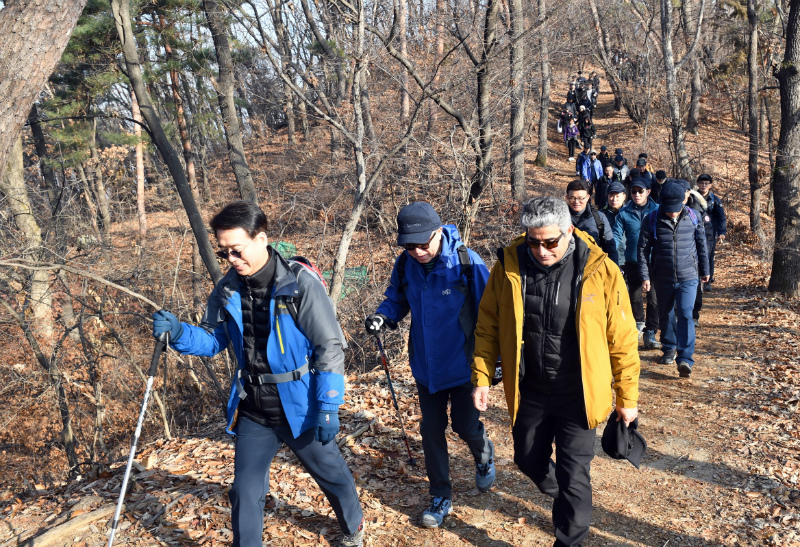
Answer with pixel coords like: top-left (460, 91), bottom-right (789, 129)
top-left (457, 245), bottom-right (473, 288)
top-left (589, 205), bottom-right (606, 242)
top-left (285, 262), bottom-right (306, 324)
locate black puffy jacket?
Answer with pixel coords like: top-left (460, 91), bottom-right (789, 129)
top-left (638, 207), bottom-right (709, 283)
top-left (570, 204), bottom-right (619, 264)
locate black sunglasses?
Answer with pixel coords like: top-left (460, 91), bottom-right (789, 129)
top-left (402, 231), bottom-right (437, 251)
top-left (216, 239), bottom-right (255, 260)
top-left (631, 188), bottom-right (646, 195)
top-left (526, 233), bottom-right (564, 250)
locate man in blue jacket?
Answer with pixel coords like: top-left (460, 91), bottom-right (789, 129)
top-left (638, 183), bottom-right (710, 378)
top-left (364, 202), bottom-right (495, 529)
top-left (613, 178), bottom-right (660, 349)
top-left (151, 201), bottom-right (364, 547)
top-left (580, 150), bottom-right (603, 197)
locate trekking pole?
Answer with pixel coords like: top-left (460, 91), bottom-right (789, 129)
top-left (374, 335), bottom-right (416, 466)
top-left (107, 332), bottom-right (169, 547)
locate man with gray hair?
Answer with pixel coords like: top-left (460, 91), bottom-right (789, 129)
top-left (470, 196), bottom-right (640, 547)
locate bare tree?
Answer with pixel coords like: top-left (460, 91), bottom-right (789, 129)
top-left (509, 0), bottom-right (527, 198)
top-left (769, 0), bottom-right (800, 296)
top-left (748, 0), bottom-right (765, 242)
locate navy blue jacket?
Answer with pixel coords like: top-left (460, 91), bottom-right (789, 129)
top-left (570, 204), bottom-right (619, 264)
top-left (638, 207), bottom-right (710, 283)
top-left (701, 191), bottom-right (727, 241)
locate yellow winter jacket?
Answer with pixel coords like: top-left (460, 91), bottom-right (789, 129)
top-left (471, 229), bottom-right (640, 429)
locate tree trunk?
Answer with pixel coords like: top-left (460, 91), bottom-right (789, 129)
top-left (509, 0), bottom-right (527, 199)
top-left (89, 119), bottom-right (112, 246)
top-left (748, 0), bottom-right (765, 242)
top-left (660, 0), bottom-right (694, 179)
top-left (0, 135), bottom-right (53, 338)
top-left (769, 0), bottom-right (800, 296)
top-left (399, 0), bottom-right (410, 121)
top-left (132, 87), bottom-right (147, 243)
top-left (202, 0), bottom-right (258, 202)
top-left (532, 0), bottom-right (549, 174)
top-left (112, 0), bottom-right (222, 285)
top-left (77, 163), bottom-right (101, 236)
top-left (0, 0), bottom-right (89, 182)
top-left (28, 104), bottom-right (59, 208)
top-left (686, 58), bottom-right (702, 133)
top-left (426, 0), bottom-right (446, 136)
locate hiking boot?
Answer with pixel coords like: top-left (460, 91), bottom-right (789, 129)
top-left (475, 460), bottom-right (496, 492)
top-left (643, 330), bottom-right (661, 349)
top-left (677, 361), bottom-right (692, 378)
top-left (704, 283), bottom-right (713, 292)
top-left (659, 349), bottom-right (677, 365)
top-left (339, 519), bottom-right (364, 547)
top-left (636, 322), bottom-right (645, 340)
top-left (693, 318), bottom-right (700, 329)
top-left (421, 497), bottom-right (452, 528)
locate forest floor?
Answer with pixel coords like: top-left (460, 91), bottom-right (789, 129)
top-left (2, 83), bottom-right (799, 547)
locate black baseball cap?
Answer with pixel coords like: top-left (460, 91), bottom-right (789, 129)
top-left (630, 178), bottom-right (650, 190)
top-left (608, 181), bottom-right (626, 194)
top-left (396, 202), bottom-right (442, 246)
top-left (660, 182), bottom-right (685, 213)
top-left (655, 170), bottom-right (667, 181)
top-left (636, 158), bottom-right (647, 166)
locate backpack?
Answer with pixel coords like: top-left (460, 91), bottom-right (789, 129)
top-left (648, 207), bottom-right (699, 242)
top-left (589, 205), bottom-right (606, 243)
top-left (395, 245), bottom-right (473, 305)
top-left (285, 255), bottom-right (328, 323)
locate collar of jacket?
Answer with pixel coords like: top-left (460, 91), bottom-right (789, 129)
top-left (215, 247), bottom-right (302, 304)
top-left (623, 197), bottom-right (657, 214)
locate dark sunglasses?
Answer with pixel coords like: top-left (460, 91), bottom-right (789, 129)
top-left (631, 188), bottom-right (646, 195)
top-left (526, 233), bottom-right (564, 250)
top-left (402, 231), bottom-right (437, 251)
top-left (216, 239), bottom-right (255, 260)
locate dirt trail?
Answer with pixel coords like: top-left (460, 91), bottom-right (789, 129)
top-left (2, 85), bottom-right (797, 547)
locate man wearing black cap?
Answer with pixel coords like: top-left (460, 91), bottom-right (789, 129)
top-left (695, 174), bottom-right (726, 287)
top-left (601, 181), bottom-right (627, 268)
top-left (597, 145), bottom-right (612, 170)
top-left (638, 183), bottom-right (710, 378)
top-left (651, 170), bottom-right (667, 203)
top-left (595, 164), bottom-right (616, 208)
top-left (613, 178), bottom-right (660, 348)
top-left (612, 154), bottom-right (630, 183)
top-left (628, 158), bottom-right (655, 187)
top-left (365, 202), bottom-right (496, 528)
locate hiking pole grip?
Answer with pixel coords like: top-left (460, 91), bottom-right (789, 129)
top-left (148, 333), bottom-right (169, 377)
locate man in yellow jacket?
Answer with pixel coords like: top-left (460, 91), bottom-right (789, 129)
top-left (471, 196), bottom-right (640, 547)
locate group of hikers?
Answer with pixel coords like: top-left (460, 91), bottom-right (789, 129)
top-left (559, 71), bottom-right (601, 160)
top-left (148, 148), bottom-right (726, 546)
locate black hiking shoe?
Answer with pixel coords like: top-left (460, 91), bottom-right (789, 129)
top-left (659, 349), bottom-right (677, 365)
top-left (677, 361), bottom-right (693, 378)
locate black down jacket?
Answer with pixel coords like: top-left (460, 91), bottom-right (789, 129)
top-left (637, 206), bottom-right (709, 283)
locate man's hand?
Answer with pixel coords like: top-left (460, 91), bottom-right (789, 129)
top-left (364, 313), bottom-right (396, 337)
top-left (615, 404), bottom-right (638, 426)
top-left (717, 234), bottom-right (725, 243)
top-left (315, 409), bottom-right (339, 445)
top-left (701, 275), bottom-right (711, 283)
top-left (472, 386), bottom-right (489, 412)
top-left (642, 280), bottom-right (650, 292)
top-left (152, 310), bottom-right (183, 341)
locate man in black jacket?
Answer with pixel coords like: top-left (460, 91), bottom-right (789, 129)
top-left (638, 183), bottom-right (709, 378)
top-left (566, 180), bottom-right (618, 264)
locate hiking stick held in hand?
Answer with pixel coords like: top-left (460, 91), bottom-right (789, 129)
top-left (374, 335), bottom-right (416, 466)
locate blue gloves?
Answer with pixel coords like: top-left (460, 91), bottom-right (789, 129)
top-left (152, 310), bottom-right (183, 341)
top-left (315, 408), bottom-right (339, 445)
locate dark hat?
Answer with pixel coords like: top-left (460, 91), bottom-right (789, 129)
top-left (655, 170), bottom-right (667, 181)
top-left (697, 173), bottom-right (713, 183)
top-left (660, 182), bottom-right (685, 213)
top-left (630, 177), bottom-right (650, 190)
top-left (615, 148), bottom-right (624, 155)
top-left (677, 178), bottom-right (691, 192)
top-left (602, 413), bottom-right (647, 469)
top-left (614, 155), bottom-right (624, 163)
top-left (600, 145), bottom-right (608, 151)
top-left (608, 181), bottom-right (626, 195)
top-left (396, 202), bottom-right (441, 246)
top-left (636, 158), bottom-right (647, 166)
top-left (639, 152), bottom-right (648, 158)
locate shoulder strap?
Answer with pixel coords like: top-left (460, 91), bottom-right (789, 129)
top-left (686, 207), bottom-right (699, 226)
top-left (456, 245), bottom-right (473, 288)
top-left (649, 210), bottom-right (658, 242)
top-left (590, 205), bottom-right (605, 242)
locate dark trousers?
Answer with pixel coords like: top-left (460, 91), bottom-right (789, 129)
top-left (654, 279), bottom-right (698, 365)
top-left (623, 263), bottom-right (659, 331)
top-left (707, 239), bottom-right (717, 282)
top-left (230, 417), bottom-right (363, 547)
top-left (693, 279), bottom-right (705, 319)
top-left (582, 136), bottom-right (593, 150)
top-left (417, 381), bottom-right (493, 498)
top-left (512, 391), bottom-right (595, 547)
top-left (566, 139), bottom-right (577, 158)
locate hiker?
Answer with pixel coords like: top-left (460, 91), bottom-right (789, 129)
top-left (151, 201), bottom-right (365, 547)
top-left (614, 148), bottom-right (628, 166)
top-left (638, 183), bottom-right (710, 378)
top-left (601, 181), bottom-right (627, 266)
top-left (651, 170), bottom-right (668, 203)
top-left (612, 155), bottom-right (630, 183)
top-left (563, 118), bottom-right (580, 162)
top-left (597, 145), bottom-right (612, 170)
top-left (584, 82), bottom-right (598, 112)
top-left (613, 178), bottom-right (660, 348)
top-left (580, 149), bottom-right (603, 195)
top-left (471, 196), bottom-right (640, 547)
top-left (595, 164), bottom-right (616, 208)
top-left (628, 158), bottom-right (655, 187)
top-left (577, 107), bottom-right (595, 150)
top-left (695, 174), bottom-right (727, 288)
top-left (566, 180), bottom-right (618, 264)
top-left (565, 97), bottom-right (578, 119)
top-left (364, 202), bottom-right (495, 529)
top-left (566, 82), bottom-right (578, 104)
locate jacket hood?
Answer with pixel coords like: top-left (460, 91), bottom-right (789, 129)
top-left (689, 189), bottom-right (707, 210)
top-left (439, 224), bottom-right (465, 259)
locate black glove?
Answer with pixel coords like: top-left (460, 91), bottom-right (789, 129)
top-left (152, 310), bottom-right (183, 341)
top-left (364, 313), bottom-right (396, 336)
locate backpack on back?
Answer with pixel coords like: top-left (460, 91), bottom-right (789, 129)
top-left (285, 255), bottom-right (328, 322)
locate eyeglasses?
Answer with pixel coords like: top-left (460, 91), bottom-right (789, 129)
top-left (402, 231), bottom-right (437, 251)
top-left (567, 195), bottom-right (589, 203)
top-left (216, 239), bottom-right (255, 260)
top-left (526, 233), bottom-right (564, 250)
top-left (631, 188), bottom-right (646, 195)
